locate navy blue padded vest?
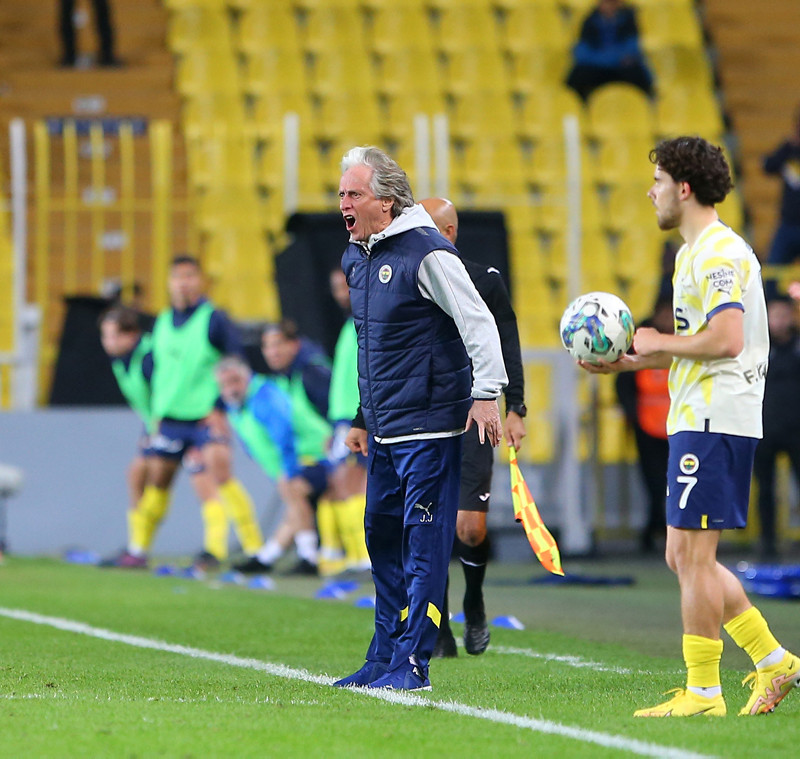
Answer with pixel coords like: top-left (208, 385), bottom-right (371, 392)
top-left (342, 226), bottom-right (472, 439)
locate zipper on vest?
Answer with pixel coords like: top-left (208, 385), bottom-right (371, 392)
top-left (363, 253), bottom-right (378, 437)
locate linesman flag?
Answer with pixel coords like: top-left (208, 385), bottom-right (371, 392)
top-left (509, 448), bottom-right (564, 576)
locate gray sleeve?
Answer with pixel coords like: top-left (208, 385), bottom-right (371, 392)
top-left (418, 250), bottom-right (508, 399)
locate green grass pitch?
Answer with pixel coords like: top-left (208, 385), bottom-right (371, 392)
top-left (0, 556), bottom-right (798, 758)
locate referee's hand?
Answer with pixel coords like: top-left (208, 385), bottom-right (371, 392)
top-left (465, 399), bottom-right (502, 447)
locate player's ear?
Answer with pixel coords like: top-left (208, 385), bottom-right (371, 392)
top-left (678, 180), bottom-right (692, 200)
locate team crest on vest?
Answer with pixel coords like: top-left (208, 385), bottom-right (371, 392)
top-left (679, 453), bottom-right (699, 474)
top-left (378, 264), bottom-right (392, 284)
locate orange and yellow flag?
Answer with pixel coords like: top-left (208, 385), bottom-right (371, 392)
top-left (509, 448), bottom-right (564, 576)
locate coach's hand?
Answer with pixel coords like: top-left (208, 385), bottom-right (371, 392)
top-left (345, 426), bottom-right (369, 455)
top-left (466, 399), bottom-right (503, 447)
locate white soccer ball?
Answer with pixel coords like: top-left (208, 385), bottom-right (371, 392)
top-left (559, 292), bottom-right (635, 364)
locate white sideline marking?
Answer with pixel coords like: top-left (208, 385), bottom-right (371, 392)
top-left (0, 607), bottom-right (714, 759)
top-left (489, 644), bottom-right (634, 674)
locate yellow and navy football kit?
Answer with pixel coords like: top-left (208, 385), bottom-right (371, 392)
top-left (666, 221), bottom-right (769, 530)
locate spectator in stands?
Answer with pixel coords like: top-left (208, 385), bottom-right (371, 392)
top-left (752, 297), bottom-right (800, 560)
top-left (763, 108), bottom-right (800, 268)
top-left (615, 297), bottom-right (672, 553)
top-left (59, 0), bottom-right (121, 67)
top-left (333, 147), bottom-right (506, 692)
top-left (215, 356), bottom-right (332, 576)
top-left (419, 197), bottom-right (527, 660)
top-left (565, 0), bottom-right (653, 102)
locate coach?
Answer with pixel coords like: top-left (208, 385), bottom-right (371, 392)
top-left (332, 147), bottom-right (507, 691)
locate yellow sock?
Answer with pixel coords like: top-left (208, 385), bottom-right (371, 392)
top-left (317, 497), bottom-right (345, 576)
top-left (683, 634), bottom-right (723, 690)
top-left (723, 606), bottom-right (781, 665)
top-left (202, 499), bottom-right (229, 560)
top-left (340, 494), bottom-right (370, 566)
top-left (218, 479), bottom-right (263, 554)
top-left (129, 486), bottom-right (170, 553)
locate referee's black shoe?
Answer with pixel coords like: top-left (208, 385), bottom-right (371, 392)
top-left (233, 556), bottom-right (273, 574)
top-left (463, 616), bottom-right (490, 655)
top-left (432, 627), bottom-right (458, 658)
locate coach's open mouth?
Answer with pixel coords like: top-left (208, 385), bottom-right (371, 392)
top-left (343, 214), bottom-right (356, 231)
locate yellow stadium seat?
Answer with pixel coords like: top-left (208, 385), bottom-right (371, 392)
top-left (168, 6), bottom-right (232, 53)
top-left (186, 132), bottom-right (257, 192)
top-left (299, 4), bottom-right (364, 57)
top-left (442, 48), bottom-right (509, 100)
top-left (449, 138), bottom-right (528, 206)
top-left (515, 87), bottom-right (585, 145)
top-left (648, 45), bottom-right (714, 93)
top-left (194, 190), bottom-right (262, 233)
top-left (507, 47), bottom-right (571, 94)
top-left (638, 2), bottom-right (704, 52)
top-left (497, 2), bottom-right (569, 55)
top-left (373, 45), bottom-right (443, 103)
top-left (309, 93), bottom-right (383, 148)
top-left (429, 3), bottom-right (500, 55)
top-left (528, 179), bottom-right (602, 238)
top-left (306, 48), bottom-right (376, 100)
top-left (241, 48), bottom-right (307, 101)
top-left (587, 84), bottom-right (656, 141)
top-left (204, 226), bottom-right (279, 320)
top-left (365, 7), bottom-right (437, 58)
top-left (235, 4), bottom-right (302, 55)
top-left (605, 180), bottom-right (656, 234)
top-left (175, 49), bottom-right (240, 96)
top-left (250, 91), bottom-right (313, 145)
top-left (655, 86), bottom-right (724, 141)
top-left (182, 94), bottom-right (246, 139)
top-left (447, 91), bottom-right (516, 144)
top-left (594, 135), bottom-right (657, 188)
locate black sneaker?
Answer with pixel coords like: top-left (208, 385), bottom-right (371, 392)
top-left (432, 627), bottom-right (458, 658)
top-left (233, 556), bottom-right (273, 574)
top-left (463, 616), bottom-right (490, 655)
top-left (192, 551), bottom-right (221, 572)
top-left (283, 558), bottom-right (318, 576)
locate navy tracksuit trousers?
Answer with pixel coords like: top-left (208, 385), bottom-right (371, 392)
top-left (363, 435), bottom-right (463, 673)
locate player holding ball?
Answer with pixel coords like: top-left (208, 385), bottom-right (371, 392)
top-left (578, 136), bottom-right (799, 717)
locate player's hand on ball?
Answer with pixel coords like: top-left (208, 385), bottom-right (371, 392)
top-left (577, 353), bottom-right (639, 374)
top-left (632, 327), bottom-right (662, 356)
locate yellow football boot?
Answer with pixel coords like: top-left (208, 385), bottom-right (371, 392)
top-left (739, 651), bottom-right (800, 715)
top-left (634, 688), bottom-right (726, 717)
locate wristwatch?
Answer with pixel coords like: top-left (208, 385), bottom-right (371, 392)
top-left (506, 403), bottom-right (527, 418)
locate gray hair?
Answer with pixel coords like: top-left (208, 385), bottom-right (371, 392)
top-left (341, 146), bottom-right (414, 217)
top-left (215, 355), bottom-right (252, 379)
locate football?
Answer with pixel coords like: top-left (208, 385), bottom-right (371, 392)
top-left (559, 292), bottom-right (635, 364)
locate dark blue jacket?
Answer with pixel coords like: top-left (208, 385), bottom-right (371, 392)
top-left (342, 226), bottom-right (472, 440)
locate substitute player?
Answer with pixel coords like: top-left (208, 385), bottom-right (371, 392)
top-left (420, 198), bottom-right (527, 657)
top-left (149, 255), bottom-right (262, 569)
top-left (98, 306), bottom-right (218, 567)
top-left (216, 356), bottom-right (331, 576)
top-left (581, 136), bottom-right (799, 717)
top-left (325, 268), bottom-right (370, 575)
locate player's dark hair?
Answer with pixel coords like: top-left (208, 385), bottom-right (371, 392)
top-left (98, 305), bottom-right (142, 333)
top-left (649, 137), bottom-right (733, 207)
top-left (171, 254), bottom-right (201, 270)
top-left (264, 318), bottom-right (300, 341)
